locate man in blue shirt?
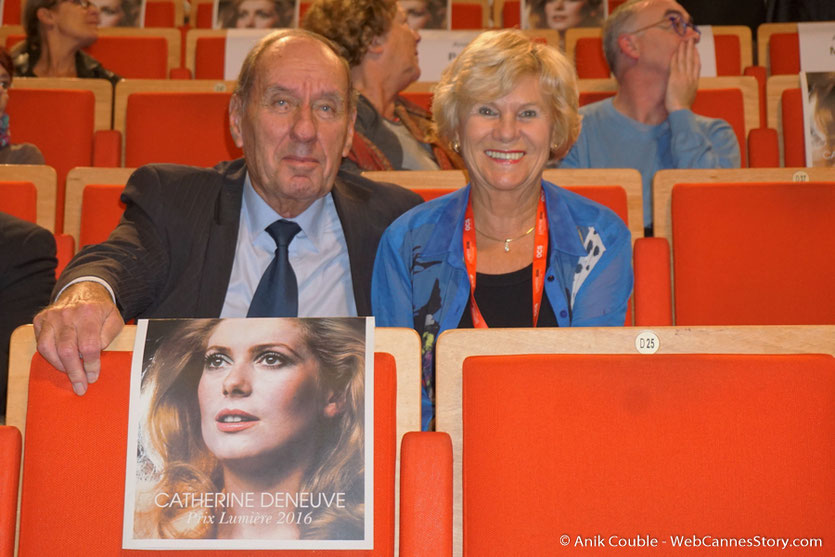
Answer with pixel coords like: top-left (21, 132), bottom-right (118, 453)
top-left (560, 0), bottom-right (740, 236)
top-left (33, 29), bottom-right (421, 396)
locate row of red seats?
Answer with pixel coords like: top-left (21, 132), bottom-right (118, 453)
top-left (3, 322), bottom-right (833, 555)
top-left (5, 166), bottom-right (834, 327)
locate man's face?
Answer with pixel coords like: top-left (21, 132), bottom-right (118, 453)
top-left (230, 36), bottom-right (355, 217)
top-left (628, 0), bottom-right (697, 71)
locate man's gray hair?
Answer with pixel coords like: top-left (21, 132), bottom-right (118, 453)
top-left (602, 0), bottom-right (650, 77)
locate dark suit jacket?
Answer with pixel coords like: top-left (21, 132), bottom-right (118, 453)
top-left (1, 212), bottom-right (56, 414)
top-left (57, 159), bottom-right (422, 318)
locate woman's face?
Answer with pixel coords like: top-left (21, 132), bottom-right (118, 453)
top-left (46, 0), bottom-right (100, 46)
top-left (0, 67), bottom-right (9, 115)
top-left (458, 74), bottom-right (553, 196)
top-left (543, 0), bottom-right (594, 32)
top-left (377, 4), bottom-right (422, 91)
top-left (91, 0), bottom-right (123, 27)
top-left (235, 0), bottom-right (280, 28)
top-left (400, 0), bottom-right (431, 30)
top-left (197, 319), bottom-right (325, 465)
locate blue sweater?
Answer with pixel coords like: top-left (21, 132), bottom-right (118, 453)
top-left (560, 98), bottom-right (741, 230)
top-left (371, 180), bottom-right (634, 429)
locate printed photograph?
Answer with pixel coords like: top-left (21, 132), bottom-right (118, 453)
top-left (123, 317), bottom-right (373, 550)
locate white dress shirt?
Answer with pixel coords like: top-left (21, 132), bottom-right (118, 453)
top-left (220, 174), bottom-right (357, 317)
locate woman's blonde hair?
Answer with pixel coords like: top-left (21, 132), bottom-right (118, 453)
top-left (432, 29), bottom-right (581, 160)
top-left (137, 318), bottom-right (366, 539)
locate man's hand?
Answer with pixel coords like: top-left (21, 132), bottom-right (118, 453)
top-left (33, 282), bottom-right (124, 396)
top-left (665, 38), bottom-right (700, 113)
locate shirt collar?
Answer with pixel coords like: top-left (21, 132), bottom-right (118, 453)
top-left (242, 172), bottom-right (331, 252)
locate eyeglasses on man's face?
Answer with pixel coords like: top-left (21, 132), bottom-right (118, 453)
top-left (629, 13), bottom-right (700, 38)
top-left (61, 0), bottom-right (95, 9)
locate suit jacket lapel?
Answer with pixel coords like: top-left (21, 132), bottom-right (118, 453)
top-left (331, 177), bottom-right (374, 315)
top-left (195, 161), bottom-right (246, 317)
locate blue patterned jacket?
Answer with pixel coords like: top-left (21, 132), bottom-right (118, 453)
top-left (372, 180), bottom-right (633, 429)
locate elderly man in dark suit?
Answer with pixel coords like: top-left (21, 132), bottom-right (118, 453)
top-left (34, 29), bottom-right (422, 396)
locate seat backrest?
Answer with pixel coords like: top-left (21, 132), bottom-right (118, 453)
top-left (87, 36), bottom-right (169, 79)
top-left (64, 167), bottom-right (134, 249)
top-left (193, 0), bottom-right (214, 28)
top-left (450, 0), bottom-right (488, 29)
top-left (757, 22), bottom-right (798, 76)
top-left (2, 0), bottom-right (20, 25)
top-left (0, 181), bottom-right (36, 222)
top-left (578, 76), bottom-right (758, 167)
top-left (6, 325), bottom-right (420, 556)
top-left (494, 0), bottom-right (519, 28)
top-left (364, 168), bottom-right (643, 241)
top-left (114, 79), bottom-right (240, 168)
top-left (144, 0), bottom-right (185, 27)
top-left (185, 30), bottom-right (227, 79)
top-left (567, 25), bottom-right (752, 80)
top-left (79, 184), bottom-right (127, 247)
top-left (0, 165), bottom-right (58, 231)
top-left (4, 28), bottom-right (180, 79)
top-left (690, 88), bottom-right (748, 167)
top-left (435, 326), bottom-right (835, 557)
top-left (653, 168), bottom-right (835, 325)
top-left (6, 82), bottom-right (109, 231)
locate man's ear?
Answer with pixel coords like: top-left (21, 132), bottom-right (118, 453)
top-left (322, 387), bottom-right (347, 418)
top-left (618, 33), bottom-right (640, 62)
top-left (229, 94), bottom-right (245, 149)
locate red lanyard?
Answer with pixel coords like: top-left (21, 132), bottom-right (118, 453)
top-left (462, 189), bottom-right (549, 328)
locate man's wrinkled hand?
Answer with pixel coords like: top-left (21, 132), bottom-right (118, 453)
top-left (33, 282), bottom-right (124, 396)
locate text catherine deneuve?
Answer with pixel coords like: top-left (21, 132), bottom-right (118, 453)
top-left (154, 492), bottom-right (347, 509)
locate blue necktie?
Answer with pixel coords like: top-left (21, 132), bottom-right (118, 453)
top-left (247, 220), bottom-right (302, 317)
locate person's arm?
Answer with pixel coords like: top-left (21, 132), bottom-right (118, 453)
top-left (665, 38), bottom-right (741, 169)
top-left (570, 220), bottom-right (634, 327)
top-left (35, 165), bottom-right (173, 395)
top-left (371, 226), bottom-right (416, 328)
top-left (0, 220), bottom-right (56, 390)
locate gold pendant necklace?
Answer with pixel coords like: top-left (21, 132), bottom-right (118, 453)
top-left (475, 226), bottom-right (535, 252)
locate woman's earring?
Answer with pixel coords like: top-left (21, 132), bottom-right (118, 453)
top-left (452, 140), bottom-right (460, 153)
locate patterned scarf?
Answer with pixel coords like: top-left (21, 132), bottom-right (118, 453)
top-left (0, 114), bottom-right (10, 149)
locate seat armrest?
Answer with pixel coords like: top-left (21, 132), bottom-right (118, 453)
top-left (748, 128), bottom-right (779, 168)
top-left (633, 237), bottom-right (673, 326)
top-left (0, 425), bottom-right (22, 557)
top-left (92, 130), bottom-right (122, 167)
top-left (399, 431), bottom-right (452, 557)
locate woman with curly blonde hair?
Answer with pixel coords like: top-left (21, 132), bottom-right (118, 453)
top-left (134, 317), bottom-right (366, 540)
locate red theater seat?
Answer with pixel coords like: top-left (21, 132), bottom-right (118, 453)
top-left (426, 326), bottom-right (835, 556)
top-left (4, 325), bottom-right (421, 556)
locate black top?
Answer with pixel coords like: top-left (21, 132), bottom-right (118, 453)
top-left (458, 263), bottom-right (559, 329)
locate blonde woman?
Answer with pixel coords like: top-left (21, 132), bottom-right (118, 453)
top-left (372, 30), bottom-right (632, 429)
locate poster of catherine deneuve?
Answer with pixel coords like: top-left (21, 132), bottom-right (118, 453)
top-left (122, 317), bottom-right (374, 550)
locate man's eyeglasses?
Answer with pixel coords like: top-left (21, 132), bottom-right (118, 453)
top-left (62, 0), bottom-right (95, 9)
top-left (629, 13), bottom-right (700, 38)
